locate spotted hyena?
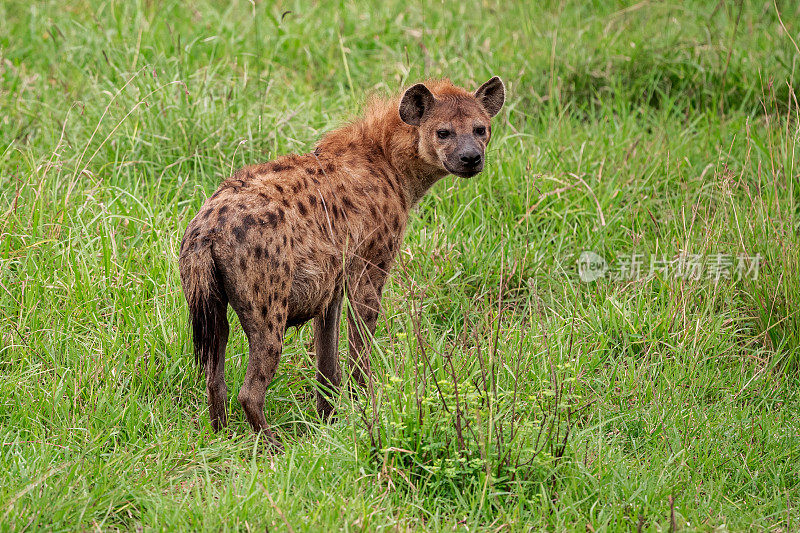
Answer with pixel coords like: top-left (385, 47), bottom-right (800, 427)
top-left (179, 77), bottom-right (505, 446)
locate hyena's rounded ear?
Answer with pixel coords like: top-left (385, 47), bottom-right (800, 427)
top-left (474, 76), bottom-right (505, 117)
top-left (399, 83), bottom-right (435, 126)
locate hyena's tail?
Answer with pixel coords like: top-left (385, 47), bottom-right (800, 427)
top-left (179, 233), bottom-right (227, 369)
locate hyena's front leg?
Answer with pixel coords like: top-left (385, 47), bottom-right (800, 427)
top-left (346, 263), bottom-right (387, 388)
top-left (313, 287), bottom-right (343, 420)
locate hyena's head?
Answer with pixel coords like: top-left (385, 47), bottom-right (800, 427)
top-left (399, 76), bottom-right (505, 178)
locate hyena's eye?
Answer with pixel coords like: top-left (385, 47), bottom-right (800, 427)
top-left (473, 126), bottom-right (486, 136)
top-left (436, 129), bottom-right (451, 140)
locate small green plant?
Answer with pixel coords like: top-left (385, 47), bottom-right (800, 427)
top-left (356, 283), bottom-right (577, 514)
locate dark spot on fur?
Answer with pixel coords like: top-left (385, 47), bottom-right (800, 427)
top-left (239, 257), bottom-right (247, 269)
top-left (276, 208), bottom-right (285, 222)
top-left (283, 263), bottom-right (290, 275)
top-left (342, 196), bottom-right (355, 210)
top-left (233, 225), bottom-right (247, 242)
top-left (272, 164), bottom-right (289, 172)
top-left (242, 214), bottom-right (257, 229)
top-left (297, 202), bottom-right (307, 216)
top-left (308, 195), bottom-right (317, 207)
top-left (258, 192), bottom-right (270, 203)
top-left (275, 184), bottom-right (284, 194)
top-left (261, 305), bottom-right (269, 318)
top-left (266, 212), bottom-right (278, 227)
top-left (219, 205), bottom-right (229, 214)
top-left (305, 167), bottom-right (315, 175)
top-left (282, 198), bottom-right (290, 208)
top-left (292, 183), bottom-right (301, 193)
top-left (254, 245), bottom-right (263, 259)
top-left (325, 164), bottom-right (335, 173)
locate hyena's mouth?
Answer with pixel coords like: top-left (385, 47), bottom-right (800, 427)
top-left (444, 161), bottom-right (483, 178)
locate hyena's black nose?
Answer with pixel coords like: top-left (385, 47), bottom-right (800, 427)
top-left (460, 152), bottom-right (482, 167)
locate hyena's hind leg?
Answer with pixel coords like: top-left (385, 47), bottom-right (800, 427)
top-left (314, 287), bottom-right (343, 420)
top-left (231, 278), bottom-right (290, 448)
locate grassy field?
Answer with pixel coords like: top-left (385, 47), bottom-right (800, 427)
top-left (2, 0), bottom-right (800, 530)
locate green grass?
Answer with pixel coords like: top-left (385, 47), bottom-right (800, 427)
top-left (2, 0), bottom-right (800, 530)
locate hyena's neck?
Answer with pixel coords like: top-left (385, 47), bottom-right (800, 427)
top-left (316, 100), bottom-right (448, 210)
top-left (374, 109), bottom-right (448, 207)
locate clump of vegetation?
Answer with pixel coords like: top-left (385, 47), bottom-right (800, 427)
top-left (357, 294), bottom-right (576, 510)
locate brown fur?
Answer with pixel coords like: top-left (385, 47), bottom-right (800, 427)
top-left (179, 77), bottom-right (505, 445)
